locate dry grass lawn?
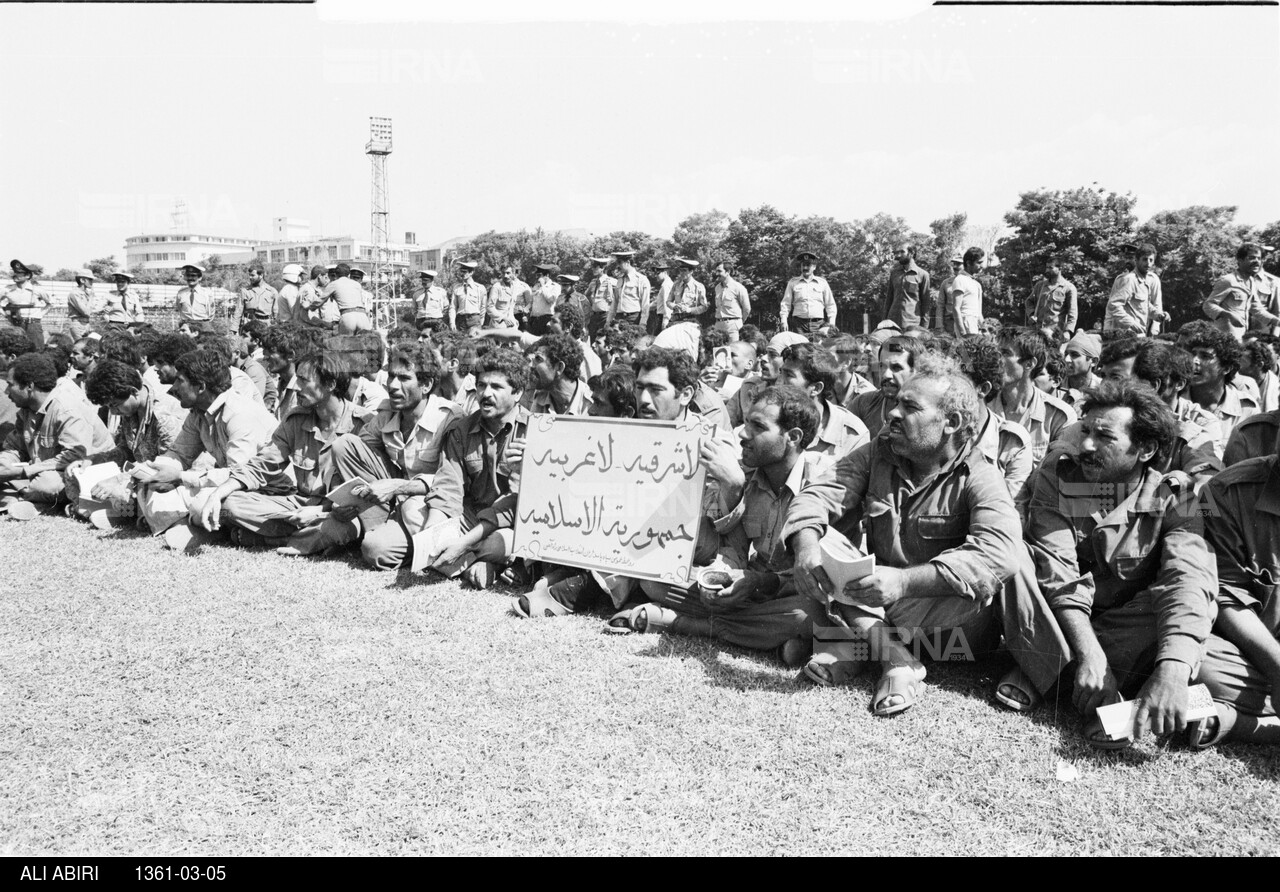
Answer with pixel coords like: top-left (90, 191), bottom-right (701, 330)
top-left (2, 514), bottom-right (1278, 856)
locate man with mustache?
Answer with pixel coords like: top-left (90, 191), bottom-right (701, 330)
top-left (783, 353), bottom-right (1068, 717)
top-left (780, 251), bottom-right (835, 336)
top-left (1203, 242), bottom-right (1280, 339)
top-left (847, 334), bottom-right (924, 438)
top-left (1024, 380), bottom-right (1216, 749)
top-left (412, 347), bottom-right (531, 589)
top-left (727, 332), bottom-right (809, 428)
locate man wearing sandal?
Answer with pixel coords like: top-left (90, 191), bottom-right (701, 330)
top-left (591, 386), bottom-right (825, 662)
top-left (783, 354), bottom-right (1069, 717)
top-left (1024, 380), bottom-right (1216, 749)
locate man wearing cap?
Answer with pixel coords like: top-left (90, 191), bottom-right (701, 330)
top-left (485, 264), bottom-right (529, 330)
top-left (945, 248), bottom-right (985, 336)
top-left (103, 272), bottom-right (145, 331)
top-left (883, 245), bottom-right (931, 330)
top-left (2, 261), bottom-right (52, 348)
top-left (711, 260), bottom-right (751, 342)
top-left (583, 256), bottom-right (617, 341)
top-left (174, 263), bottom-right (216, 327)
top-left (276, 264), bottom-right (306, 326)
top-left (319, 263), bottom-right (373, 335)
top-left (780, 252), bottom-right (835, 335)
top-left (525, 264), bottom-right (561, 336)
top-left (606, 250), bottom-right (651, 330)
top-left (1203, 242), bottom-right (1280, 340)
top-left (349, 268), bottom-right (375, 315)
top-left (665, 259), bottom-right (708, 328)
top-left (1105, 243), bottom-right (1165, 337)
top-left (1057, 331), bottom-right (1102, 406)
top-left (65, 270), bottom-right (99, 340)
top-left (1028, 257), bottom-right (1079, 342)
top-left (233, 261), bottom-right (279, 334)
top-left (650, 261), bottom-right (673, 336)
top-left (415, 270), bottom-right (449, 334)
top-left (451, 261), bottom-right (486, 331)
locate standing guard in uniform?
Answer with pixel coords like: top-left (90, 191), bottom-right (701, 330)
top-left (780, 251), bottom-right (835, 335)
top-left (174, 263), bottom-right (216, 328)
top-left (525, 263), bottom-right (561, 335)
top-left (607, 249), bottom-right (651, 329)
top-left (451, 261), bottom-right (486, 332)
top-left (664, 258), bottom-right (708, 328)
top-left (276, 264), bottom-right (305, 326)
top-left (2, 260), bottom-right (52, 347)
top-left (65, 270), bottom-right (99, 340)
top-left (583, 256), bottom-right (617, 341)
top-left (233, 261), bottom-right (278, 334)
top-left (415, 270), bottom-right (449, 334)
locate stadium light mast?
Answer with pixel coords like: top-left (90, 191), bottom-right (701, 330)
top-left (366, 116), bottom-right (392, 325)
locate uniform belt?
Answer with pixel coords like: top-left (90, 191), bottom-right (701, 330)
top-left (340, 307), bottom-right (369, 315)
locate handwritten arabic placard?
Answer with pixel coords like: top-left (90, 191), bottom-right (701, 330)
top-left (511, 414), bottom-right (711, 584)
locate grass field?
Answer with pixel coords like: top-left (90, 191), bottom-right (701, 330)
top-left (2, 514), bottom-right (1278, 856)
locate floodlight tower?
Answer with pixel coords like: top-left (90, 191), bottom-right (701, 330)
top-left (366, 116), bottom-right (392, 325)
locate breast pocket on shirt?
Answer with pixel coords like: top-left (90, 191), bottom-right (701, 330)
top-left (1111, 548), bottom-right (1158, 582)
top-left (463, 454), bottom-right (486, 478)
top-left (290, 449), bottom-right (318, 474)
top-left (917, 513), bottom-right (969, 546)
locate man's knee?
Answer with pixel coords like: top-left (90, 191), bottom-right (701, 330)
top-left (361, 522), bottom-right (408, 571)
top-left (27, 471), bottom-right (66, 503)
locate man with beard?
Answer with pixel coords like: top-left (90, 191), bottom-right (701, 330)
top-left (949, 334), bottom-right (1033, 502)
top-left (727, 332), bottom-right (808, 427)
top-left (990, 327), bottom-right (1076, 466)
top-left (412, 348), bottom-right (531, 588)
top-left (783, 353), bottom-right (1068, 717)
top-left (847, 335), bottom-right (924, 439)
top-left (1055, 330), bottom-right (1102, 407)
top-left (1025, 380), bottom-right (1215, 749)
top-left (199, 351), bottom-right (371, 550)
top-left (1203, 242), bottom-right (1280, 339)
top-left (1105, 243), bottom-right (1166, 337)
top-left (1027, 256), bottom-right (1078, 343)
top-left (576, 386), bottom-right (823, 662)
top-left (710, 260), bottom-right (750, 342)
top-left (233, 261), bottom-right (278, 333)
top-left (129, 349), bottom-right (278, 548)
top-left (522, 333), bottom-right (589, 416)
top-left (883, 244), bottom-right (931, 330)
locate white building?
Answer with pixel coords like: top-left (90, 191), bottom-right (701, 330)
top-left (253, 233), bottom-right (416, 276)
top-left (409, 236), bottom-right (474, 273)
top-left (124, 233), bottom-right (263, 271)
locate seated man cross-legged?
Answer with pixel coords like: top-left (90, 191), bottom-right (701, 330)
top-left (782, 353), bottom-right (1070, 717)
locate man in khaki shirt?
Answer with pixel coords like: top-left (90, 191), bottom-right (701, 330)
top-left (780, 251), bottom-right (835, 334)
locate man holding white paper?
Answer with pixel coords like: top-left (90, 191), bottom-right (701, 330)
top-left (783, 354), bottom-right (1069, 718)
top-left (598, 386), bottom-right (824, 661)
top-left (1024, 380), bottom-right (1216, 749)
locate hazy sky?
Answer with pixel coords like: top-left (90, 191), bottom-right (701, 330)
top-left (2, 1), bottom-right (1277, 270)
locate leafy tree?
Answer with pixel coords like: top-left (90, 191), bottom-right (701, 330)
top-left (926, 212), bottom-right (967, 279)
top-left (445, 229), bottom-right (593, 289)
top-left (996, 185), bottom-right (1138, 327)
top-left (670, 210), bottom-right (732, 269)
top-left (86, 257), bottom-right (120, 280)
top-left (847, 213), bottom-right (925, 321)
top-left (51, 268), bottom-right (80, 281)
top-left (1136, 205), bottom-right (1249, 328)
top-left (1253, 220), bottom-right (1280, 277)
top-left (585, 231), bottom-right (672, 273)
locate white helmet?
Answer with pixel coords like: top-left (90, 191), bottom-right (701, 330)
top-left (281, 263), bottom-right (304, 284)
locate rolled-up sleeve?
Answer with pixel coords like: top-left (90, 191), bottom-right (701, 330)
top-left (781, 443), bottom-right (872, 546)
top-left (229, 419), bottom-right (295, 492)
top-left (425, 421), bottom-right (466, 519)
top-left (1146, 489), bottom-right (1215, 665)
top-left (1026, 463), bottom-right (1096, 616)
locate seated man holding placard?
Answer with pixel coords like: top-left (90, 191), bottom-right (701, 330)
top-left (410, 347), bottom-right (531, 589)
top-left (1024, 380), bottom-right (1217, 749)
top-left (783, 353), bottom-right (1069, 718)
top-left (602, 385), bottom-right (826, 664)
